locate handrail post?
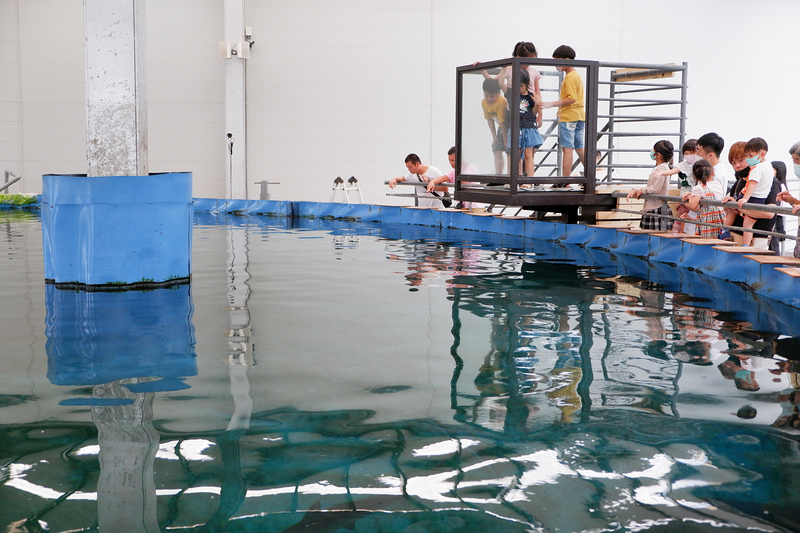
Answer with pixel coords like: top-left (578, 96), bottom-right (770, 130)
top-left (679, 62), bottom-right (688, 156)
top-left (1, 171), bottom-right (22, 193)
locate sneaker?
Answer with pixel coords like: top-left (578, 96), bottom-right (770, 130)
top-left (718, 230), bottom-right (731, 241)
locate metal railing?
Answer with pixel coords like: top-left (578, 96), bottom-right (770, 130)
top-left (598, 62), bottom-right (688, 184)
top-left (2, 171), bottom-right (21, 193)
top-left (611, 191), bottom-right (799, 243)
top-left (384, 180), bottom-right (456, 207)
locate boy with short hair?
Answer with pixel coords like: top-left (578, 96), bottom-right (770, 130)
top-left (695, 132), bottom-right (730, 192)
top-left (481, 78), bottom-right (508, 174)
top-left (727, 137), bottom-right (775, 246)
top-left (542, 45), bottom-right (585, 182)
top-left (387, 153), bottom-right (444, 208)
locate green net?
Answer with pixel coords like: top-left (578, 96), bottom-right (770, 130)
top-left (0, 193), bottom-right (37, 206)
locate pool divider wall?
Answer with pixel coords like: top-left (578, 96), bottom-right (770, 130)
top-left (191, 199), bottom-right (800, 310)
top-left (42, 173), bottom-right (193, 288)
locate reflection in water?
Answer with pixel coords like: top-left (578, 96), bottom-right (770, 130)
top-left (202, 224), bottom-right (256, 529)
top-left (41, 284), bottom-right (196, 531)
top-left (450, 261), bottom-right (614, 437)
top-left (2, 217), bottom-right (800, 531)
top-left (45, 285), bottom-right (197, 390)
top-left (4, 406), bottom-right (799, 531)
top-left (93, 381), bottom-right (159, 533)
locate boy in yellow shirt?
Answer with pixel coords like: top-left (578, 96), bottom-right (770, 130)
top-left (481, 78), bottom-right (508, 175)
top-left (542, 45), bottom-right (585, 182)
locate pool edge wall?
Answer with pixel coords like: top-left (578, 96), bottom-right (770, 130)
top-left (192, 199), bottom-right (800, 310)
top-left (42, 173), bottom-right (193, 287)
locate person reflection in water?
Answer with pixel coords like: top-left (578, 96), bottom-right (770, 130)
top-left (473, 316), bottom-right (540, 437)
top-left (472, 298), bottom-right (583, 432)
top-left (769, 359), bottom-right (800, 431)
top-left (717, 356), bottom-right (761, 392)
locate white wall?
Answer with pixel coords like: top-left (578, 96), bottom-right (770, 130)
top-left (2, 0), bottom-right (800, 203)
top-left (1, 0), bottom-right (85, 182)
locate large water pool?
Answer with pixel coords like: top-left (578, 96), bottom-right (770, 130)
top-left (2, 209), bottom-right (800, 532)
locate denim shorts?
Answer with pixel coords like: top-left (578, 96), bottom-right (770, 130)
top-left (520, 127), bottom-right (543, 150)
top-left (558, 120), bottom-right (585, 149)
top-left (507, 128), bottom-right (543, 152)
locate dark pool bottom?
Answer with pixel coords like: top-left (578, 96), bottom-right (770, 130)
top-left (6, 408), bottom-right (797, 531)
top-left (1, 209), bottom-right (800, 532)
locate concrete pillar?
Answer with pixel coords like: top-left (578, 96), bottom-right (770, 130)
top-left (84, 0), bottom-right (148, 177)
top-left (43, 0), bottom-right (192, 288)
top-left (224, 0), bottom-right (248, 199)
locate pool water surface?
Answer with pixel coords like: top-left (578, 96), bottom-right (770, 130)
top-left (2, 210), bottom-right (800, 532)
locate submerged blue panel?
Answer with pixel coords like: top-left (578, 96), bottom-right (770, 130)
top-left (45, 284), bottom-right (197, 387)
top-left (583, 227), bottom-right (622, 250)
top-left (42, 173), bottom-right (193, 286)
top-left (192, 200), bottom-right (800, 310)
top-left (648, 237), bottom-right (684, 265)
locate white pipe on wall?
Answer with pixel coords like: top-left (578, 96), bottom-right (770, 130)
top-left (223, 0), bottom-right (248, 199)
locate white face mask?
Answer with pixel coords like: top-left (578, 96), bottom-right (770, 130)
top-left (794, 163), bottom-right (800, 178)
top-left (684, 155), bottom-right (700, 164)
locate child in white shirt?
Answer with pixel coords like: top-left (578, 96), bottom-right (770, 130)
top-left (725, 137), bottom-right (775, 246)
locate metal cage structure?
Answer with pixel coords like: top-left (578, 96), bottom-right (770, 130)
top-left (454, 58), bottom-right (688, 222)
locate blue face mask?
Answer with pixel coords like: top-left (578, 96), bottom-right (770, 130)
top-left (649, 151), bottom-right (656, 161)
top-left (794, 163), bottom-right (800, 178)
top-left (745, 155), bottom-right (761, 166)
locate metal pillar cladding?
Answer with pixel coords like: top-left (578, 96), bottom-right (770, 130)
top-left (84, 0), bottom-right (147, 177)
top-left (223, 0), bottom-right (248, 199)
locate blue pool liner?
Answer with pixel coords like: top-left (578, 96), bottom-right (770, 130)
top-left (192, 199), bottom-right (800, 312)
top-left (41, 173), bottom-right (193, 287)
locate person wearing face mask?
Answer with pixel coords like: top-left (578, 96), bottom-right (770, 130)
top-left (627, 139), bottom-right (674, 231)
top-left (775, 141), bottom-right (800, 258)
top-left (731, 137), bottom-right (776, 246)
top-left (721, 140), bottom-right (779, 247)
top-left (654, 139), bottom-right (699, 232)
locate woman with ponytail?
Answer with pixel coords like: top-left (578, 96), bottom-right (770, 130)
top-left (627, 140), bottom-right (675, 231)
